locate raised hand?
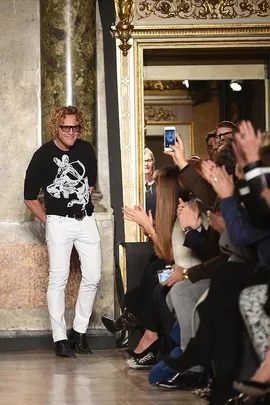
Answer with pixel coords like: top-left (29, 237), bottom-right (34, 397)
top-left (178, 202), bottom-right (202, 230)
top-left (209, 165), bottom-right (235, 199)
top-left (207, 210), bottom-right (226, 234)
top-left (201, 159), bottom-right (217, 184)
top-left (164, 133), bottom-right (188, 169)
top-left (233, 120), bottom-right (262, 166)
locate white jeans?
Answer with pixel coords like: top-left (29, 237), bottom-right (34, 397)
top-left (46, 214), bottom-right (101, 342)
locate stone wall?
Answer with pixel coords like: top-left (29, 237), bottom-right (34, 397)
top-left (0, 0), bottom-right (115, 340)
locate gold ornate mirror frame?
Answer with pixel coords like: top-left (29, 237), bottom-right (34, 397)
top-left (112, 2), bottom-right (270, 242)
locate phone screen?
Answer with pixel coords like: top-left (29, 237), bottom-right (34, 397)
top-left (164, 129), bottom-right (176, 149)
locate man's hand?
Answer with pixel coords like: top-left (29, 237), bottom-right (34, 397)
top-left (164, 133), bottom-right (188, 169)
top-left (178, 203), bottom-right (202, 230)
top-left (24, 199), bottom-right (47, 224)
top-left (207, 210), bottom-right (226, 234)
top-left (162, 265), bottom-right (185, 287)
top-left (89, 186), bottom-right (95, 194)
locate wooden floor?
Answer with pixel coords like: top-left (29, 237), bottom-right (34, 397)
top-left (0, 349), bottom-right (206, 405)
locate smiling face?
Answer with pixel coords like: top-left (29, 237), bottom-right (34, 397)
top-left (54, 114), bottom-right (80, 151)
top-left (144, 151), bottom-right (154, 177)
top-left (215, 126), bottom-right (235, 148)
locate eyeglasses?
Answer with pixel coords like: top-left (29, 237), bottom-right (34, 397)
top-left (145, 159), bottom-right (153, 164)
top-left (59, 125), bottom-right (81, 133)
top-left (215, 131), bottom-right (233, 141)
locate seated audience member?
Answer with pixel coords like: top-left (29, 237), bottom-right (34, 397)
top-left (122, 166), bottom-right (205, 369)
top-left (232, 122), bottom-right (270, 227)
top-left (154, 142), bottom-right (239, 390)
top-left (164, 133), bottom-right (216, 211)
top-left (164, 121), bottom-right (270, 404)
top-left (144, 147), bottom-right (157, 219)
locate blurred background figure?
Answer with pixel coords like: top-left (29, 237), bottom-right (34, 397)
top-left (145, 147), bottom-right (157, 219)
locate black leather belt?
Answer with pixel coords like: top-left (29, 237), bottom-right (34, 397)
top-left (65, 210), bottom-right (88, 221)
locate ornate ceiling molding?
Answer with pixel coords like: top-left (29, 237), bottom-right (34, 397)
top-left (144, 106), bottom-right (177, 121)
top-left (111, 0), bottom-right (135, 56)
top-left (136, 0), bottom-right (270, 20)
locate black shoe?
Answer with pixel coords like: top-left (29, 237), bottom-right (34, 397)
top-left (68, 328), bottom-right (92, 354)
top-left (101, 310), bottom-right (137, 334)
top-left (55, 340), bottom-right (76, 358)
top-left (157, 371), bottom-right (206, 390)
top-left (127, 352), bottom-right (156, 369)
top-left (163, 338), bottom-right (208, 374)
top-left (224, 393), bottom-right (256, 405)
top-left (126, 339), bottom-right (160, 358)
top-left (234, 380), bottom-right (270, 397)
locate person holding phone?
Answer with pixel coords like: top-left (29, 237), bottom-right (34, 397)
top-left (164, 132), bottom-right (216, 211)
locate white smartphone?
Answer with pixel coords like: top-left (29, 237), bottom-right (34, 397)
top-left (157, 267), bottom-right (174, 283)
top-left (164, 126), bottom-right (176, 151)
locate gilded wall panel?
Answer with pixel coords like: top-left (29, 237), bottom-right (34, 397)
top-left (116, 41), bottom-right (140, 242)
top-left (135, 0), bottom-right (270, 23)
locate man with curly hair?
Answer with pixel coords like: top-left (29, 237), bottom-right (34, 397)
top-left (24, 106), bottom-right (101, 358)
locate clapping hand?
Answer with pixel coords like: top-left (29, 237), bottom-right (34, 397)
top-left (207, 211), bottom-right (226, 234)
top-left (178, 201), bottom-right (202, 230)
top-left (201, 161), bottom-right (234, 199)
top-left (232, 120), bottom-right (262, 167)
top-left (122, 204), bottom-right (152, 231)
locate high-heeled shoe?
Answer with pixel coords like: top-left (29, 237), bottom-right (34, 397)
top-left (233, 380), bottom-right (270, 397)
top-left (163, 338), bottom-right (209, 374)
top-left (225, 393), bottom-right (255, 404)
top-left (126, 338), bottom-right (160, 358)
top-left (101, 309), bottom-right (137, 334)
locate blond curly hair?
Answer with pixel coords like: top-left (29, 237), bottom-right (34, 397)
top-left (48, 106), bottom-right (84, 139)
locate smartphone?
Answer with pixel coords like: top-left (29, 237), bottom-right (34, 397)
top-left (164, 126), bottom-right (176, 151)
top-left (157, 266), bottom-right (174, 283)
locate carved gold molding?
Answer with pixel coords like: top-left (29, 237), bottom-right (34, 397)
top-left (136, 0), bottom-right (270, 20)
top-left (144, 80), bottom-right (186, 91)
top-left (112, 0), bottom-right (135, 56)
top-left (132, 23), bottom-right (270, 39)
top-left (144, 106), bottom-right (177, 121)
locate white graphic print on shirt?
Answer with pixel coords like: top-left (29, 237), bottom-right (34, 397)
top-left (46, 155), bottom-right (89, 209)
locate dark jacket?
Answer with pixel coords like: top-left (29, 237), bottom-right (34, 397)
top-left (221, 194), bottom-right (270, 266)
top-left (179, 164), bottom-right (216, 211)
top-left (241, 160), bottom-right (270, 227)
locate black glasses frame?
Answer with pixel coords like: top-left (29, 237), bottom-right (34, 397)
top-left (59, 125), bottom-right (81, 133)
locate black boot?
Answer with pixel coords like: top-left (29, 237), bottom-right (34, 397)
top-left (55, 340), bottom-right (76, 358)
top-left (101, 309), bottom-right (137, 334)
top-left (68, 328), bottom-right (92, 354)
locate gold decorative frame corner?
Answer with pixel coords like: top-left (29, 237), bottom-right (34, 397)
top-left (112, 0), bottom-right (136, 56)
top-left (116, 22), bottom-right (270, 242)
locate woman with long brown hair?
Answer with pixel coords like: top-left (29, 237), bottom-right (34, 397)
top-left (121, 166), bottom-right (204, 368)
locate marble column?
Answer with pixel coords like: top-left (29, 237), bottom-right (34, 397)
top-left (40, 0), bottom-right (96, 144)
